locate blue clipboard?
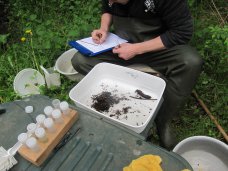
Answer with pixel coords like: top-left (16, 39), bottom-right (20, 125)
top-left (69, 41), bottom-right (113, 57)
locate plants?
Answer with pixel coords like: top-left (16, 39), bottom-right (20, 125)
top-left (0, 0), bottom-right (227, 142)
top-left (175, 0), bottom-right (228, 142)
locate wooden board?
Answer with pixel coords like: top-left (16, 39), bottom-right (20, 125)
top-left (18, 109), bottom-right (79, 166)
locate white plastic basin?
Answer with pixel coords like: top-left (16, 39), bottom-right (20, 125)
top-left (13, 68), bottom-right (45, 97)
top-left (69, 63), bottom-right (166, 133)
top-left (55, 48), bottom-right (78, 80)
top-left (173, 136), bottom-right (228, 171)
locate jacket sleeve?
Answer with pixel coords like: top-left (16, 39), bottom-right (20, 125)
top-left (102, 0), bottom-right (112, 14)
top-left (156, 0), bottom-right (193, 48)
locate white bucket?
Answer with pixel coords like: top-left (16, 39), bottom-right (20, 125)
top-left (13, 68), bottom-right (45, 97)
top-left (55, 48), bottom-right (78, 81)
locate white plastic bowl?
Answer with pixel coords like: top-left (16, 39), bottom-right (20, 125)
top-left (14, 68), bottom-right (45, 97)
top-left (55, 48), bottom-right (78, 80)
top-left (173, 136), bottom-right (228, 171)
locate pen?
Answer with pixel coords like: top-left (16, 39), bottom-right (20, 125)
top-left (97, 33), bottom-right (102, 45)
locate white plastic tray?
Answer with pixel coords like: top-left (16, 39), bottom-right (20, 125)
top-left (69, 63), bottom-right (166, 133)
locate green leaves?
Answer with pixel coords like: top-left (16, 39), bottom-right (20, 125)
top-left (0, 34), bottom-right (9, 44)
top-left (30, 14), bottom-right (37, 21)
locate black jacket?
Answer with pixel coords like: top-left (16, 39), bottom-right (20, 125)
top-left (102, 0), bottom-right (193, 48)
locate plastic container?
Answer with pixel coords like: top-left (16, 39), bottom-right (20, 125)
top-left (52, 99), bottom-right (60, 109)
top-left (55, 48), bottom-right (78, 80)
top-left (60, 101), bottom-right (70, 115)
top-left (36, 114), bottom-right (46, 126)
top-left (44, 106), bottom-right (53, 117)
top-left (13, 68), bottom-right (45, 97)
top-left (40, 66), bottom-right (61, 88)
top-left (69, 63), bottom-right (166, 133)
top-left (18, 133), bottom-right (28, 145)
top-left (26, 137), bottom-right (39, 152)
top-left (43, 118), bottom-right (55, 133)
top-left (52, 109), bottom-right (63, 123)
top-left (35, 127), bottom-right (48, 142)
top-left (27, 123), bottom-right (37, 135)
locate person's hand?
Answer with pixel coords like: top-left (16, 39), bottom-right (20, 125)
top-left (112, 43), bottom-right (138, 60)
top-left (91, 29), bottom-right (108, 44)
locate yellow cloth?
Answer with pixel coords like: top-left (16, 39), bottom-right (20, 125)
top-left (123, 154), bottom-right (163, 171)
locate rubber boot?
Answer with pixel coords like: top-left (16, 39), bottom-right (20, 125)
top-left (155, 85), bottom-right (186, 150)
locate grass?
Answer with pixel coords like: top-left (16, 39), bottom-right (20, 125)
top-left (0, 0), bottom-right (227, 144)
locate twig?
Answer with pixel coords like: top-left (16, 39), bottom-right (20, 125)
top-left (211, 0), bottom-right (226, 26)
top-left (129, 96), bottom-right (157, 100)
top-left (192, 90), bottom-right (228, 142)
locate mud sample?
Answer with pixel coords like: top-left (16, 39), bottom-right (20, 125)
top-left (91, 91), bottom-right (121, 112)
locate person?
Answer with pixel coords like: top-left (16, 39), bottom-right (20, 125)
top-left (71, 0), bottom-right (203, 150)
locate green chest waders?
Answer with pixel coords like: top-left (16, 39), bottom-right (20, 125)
top-left (112, 15), bottom-right (202, 150)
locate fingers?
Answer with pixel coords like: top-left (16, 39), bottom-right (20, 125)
top-left (112, 46), bottom-right (121, 55)
top-left (91, 31), bottom-right (100, 44)
top-left (91, 30), bottom-right (106, 44)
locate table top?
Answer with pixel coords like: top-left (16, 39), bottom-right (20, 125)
top-left (0, 95), bottom-right (192, 171)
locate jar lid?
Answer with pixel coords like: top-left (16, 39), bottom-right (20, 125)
top-left (60, 101), bottom-right (69, 111)
top-left (43, 118), bottom-right (54, 128)
top-left (25, 106), bottom-right (33, 113)
top-left (27, 123), bottom-right (37, 133)
top-left (26, 137), bottom-right (37, 148)
top-left (18, 133), bottom-right (28, 143)
top-left (35, 127), bottom-right (46, 138)
top-left (52, 99), bottom-right (60, 108)
top-left (36, 114), bottom-right (46, 124)
top-left (52, 109), bottom-right (62, 119)
top-left (44, 106), bottom-right (53, 116)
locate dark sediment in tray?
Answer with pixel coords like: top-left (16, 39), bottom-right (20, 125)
top-left (91, 91), bottom-right (121, 112)
top-left (91, 89), bottom-right (154, 120)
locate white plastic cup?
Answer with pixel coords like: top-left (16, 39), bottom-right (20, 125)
top-left (36, 114), bottom-right (46, 126)
top-left (26, 137), bottom-right (39, 152)
top-left (52, 99), bottom-right (60, 109)
top-left (44, 106), bottom-right (53, 117)
top-left (43, 118), bottom-right (55, 133)
top-left (35, 127), bottom-right (48, 142)
top-left (52, 109), bottom-right (63, 123)
top-left (18, 133), bottom-right (28, 145)
top-left (60, 101), bottom-right (70, 116)
top-left (27, 123), bottom-right (37, 135)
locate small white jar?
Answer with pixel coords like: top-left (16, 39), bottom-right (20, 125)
top-left (52, 99), bottom-right (60, 109)
top-left (36, 114), bottom-right (46, 126)
top-left (18, 133), bottom-right (28, 145)
top-left (27, 123), bottom-right (37, 135)
top-left (26, 137), bottom-right (39, 152)
top-left (43, 118), bottom-right (55, 133)
top-left (60, 101), bottom-right (70, 116)
top-left (44, 106), bottom-right (53, 117)
top-left (35, 127), bottom-right (48, 142)
top-left (52, 109), bottom-right (63, 123)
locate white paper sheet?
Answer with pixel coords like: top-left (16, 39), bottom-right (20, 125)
top-left (76, 33), bottom-right (128, 53)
